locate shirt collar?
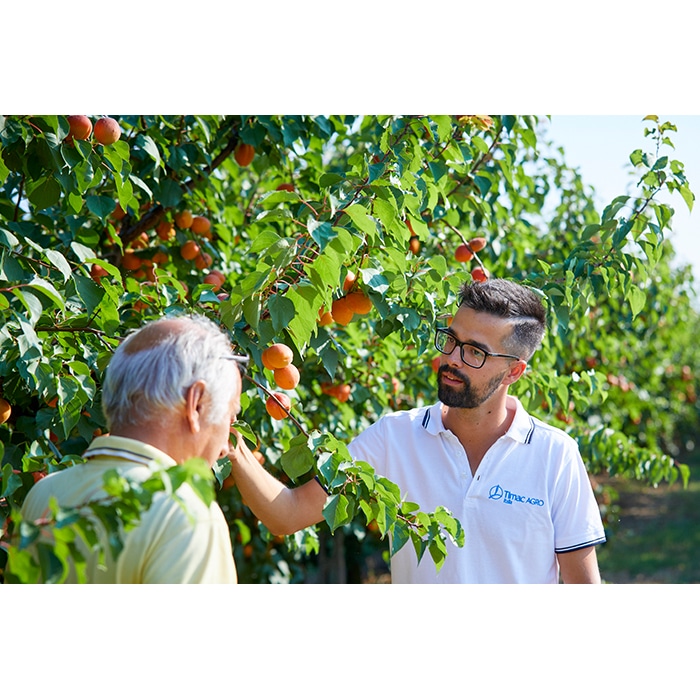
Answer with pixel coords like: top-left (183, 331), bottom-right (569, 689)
top-left (424, 396), bottom-right (535, 444)
top-left (83, 435), bottom-right (177, 469)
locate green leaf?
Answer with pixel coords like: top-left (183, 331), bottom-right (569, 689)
top-left (26, 176), bottom-right (61, 210)
top-left (268, 293), bottom-right (296, 332)
top-left (280, 436), bottom-right (315, 480)
top-left (343, 204), bottom-right (378, 236)
top-left (628, 286), bottom-right (646, 319)
top-left (26, 276), bottom-right (65, 310)
top-left (86, 194), bottom-right (116, 221)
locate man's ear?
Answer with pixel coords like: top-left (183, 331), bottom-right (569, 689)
top-left (503, 359), bottom-right (528, 387)
top-left (184, 380), bottom-right (207, 433)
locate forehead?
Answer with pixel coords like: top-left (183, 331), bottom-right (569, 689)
top-left (449, 307), bottom-right (514, 347)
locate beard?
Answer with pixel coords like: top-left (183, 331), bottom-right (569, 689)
top-left (437, 365), bottom-right (506, 409)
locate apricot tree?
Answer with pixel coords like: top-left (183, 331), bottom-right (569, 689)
top-left (0, 114), bottom-right (696, 583)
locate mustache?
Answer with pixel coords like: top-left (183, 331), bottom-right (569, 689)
top-left (437, 365), bottom-right (469, 384)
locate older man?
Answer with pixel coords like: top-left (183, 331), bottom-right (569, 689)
top-left (21, 314), bottom-right (243, 583)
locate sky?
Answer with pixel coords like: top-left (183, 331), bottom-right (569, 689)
top-left (541, 115), bottom-right (700, 292)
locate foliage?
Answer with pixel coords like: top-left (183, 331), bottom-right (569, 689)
top-left (0, 114), bottom-right (697, 583)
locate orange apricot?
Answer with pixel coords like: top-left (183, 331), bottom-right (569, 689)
top-left (181, 240), bottom-right (200, 261)
top-left (265, 392), bottom-right (292, 420)
top-left (261, 343), bottom-right (294, 370)
top-left (273, 364), bottom-right (300, 390)
top-left (331, 297), bottom-right (355, 325)
top-left (234, 142), bottom-right (255, 167)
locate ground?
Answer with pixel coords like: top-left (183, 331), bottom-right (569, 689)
top-left (596, 462), bottom-right (700, 584)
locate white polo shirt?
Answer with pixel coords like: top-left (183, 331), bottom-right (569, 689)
top-left (348, 396), bottom-right (606, 584)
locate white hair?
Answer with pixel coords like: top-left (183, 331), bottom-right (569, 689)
top-left (102, 314), bottom-right (240, 430)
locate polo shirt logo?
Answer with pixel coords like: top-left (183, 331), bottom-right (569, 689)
top-left (489, 484), bottom-right (544, 507)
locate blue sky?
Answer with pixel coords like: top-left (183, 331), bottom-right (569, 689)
top-left (541, 115), bottom-right (700, 291)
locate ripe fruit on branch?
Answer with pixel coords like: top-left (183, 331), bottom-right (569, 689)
top-left (121, 252), bottom-right (142, 271)
top-left (455, 243), bottom-right (474, 262)
top-left (409, 236), bottom-right (420, 255)
top-left (90, 263), bottom-right (109, 282)
top-left (0, 397), bottom-right (11, 424)
top-left (265, 392), bottom-right (292, 420)
top-left (203, 270), bottom-right (225, 291)
top-left (94, 117), bottom-right (121, 145)
top-left (471, 267), bottom-right (490, 282)
top-left (321, 382), bottom-right (351, 403)
top-left (468, 237), bottom-right (487, 252)
top-left (346, 291), bottom-right (372, 315)
top-left (191, 216), bottom-right (211, 237)
top-left (342, 271), bottom-right (356, 292)
top-left (175, 210), bottom-right (194, 229)
top-left (276, 182), bottom-right (294, 192)
top-left (274, 364), bottom-right (300, 390)
top-left (261, 343), bottom-right (294, 370)
top-left (195, 252), bottom-right (213, 270)
top-left (234, 142), bottom-right (255, 167)
top-left (318, 307), bottom-right (334, 326)
top-left (66, 115), bottom-right (92, 142)
top-left (181, 240), bottom-right (201, 261)
top-left (156, 220), bottom-right (175, 241)
top-left (331, 297), bottom-right (354, 326)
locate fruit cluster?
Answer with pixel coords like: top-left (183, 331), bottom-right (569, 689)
top-left (66, 115), bottom-right (121, 146)
top-left (261, 343), bottom-right (299, 420)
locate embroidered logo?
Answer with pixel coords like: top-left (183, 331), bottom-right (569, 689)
top-left (488, 484), bottom-right (544, 507)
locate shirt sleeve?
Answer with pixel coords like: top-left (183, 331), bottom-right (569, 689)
top-left (550, 442), bottom-right (607, 553)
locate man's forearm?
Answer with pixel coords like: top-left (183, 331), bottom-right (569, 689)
top-left (227, 434), bottom-right (327, 535)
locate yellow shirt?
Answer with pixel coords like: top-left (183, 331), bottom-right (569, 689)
top-left (21, 435), bottom-right (237, 584)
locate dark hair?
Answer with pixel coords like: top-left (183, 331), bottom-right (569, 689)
top-left (458, 279), bottom-right (546, 360)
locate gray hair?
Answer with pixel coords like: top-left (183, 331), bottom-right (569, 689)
top-left (102, 314), bottom-right (240, 430)
top-left (458, 278), bottom-right (546, 361)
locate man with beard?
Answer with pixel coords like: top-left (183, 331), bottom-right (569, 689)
top-left (227, 279), bottom-right (606, 583)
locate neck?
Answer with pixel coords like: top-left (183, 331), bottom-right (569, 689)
top-left (110, 416), bottom-right (190, 464)
top-left (442, 392), bottom-right (514, 449)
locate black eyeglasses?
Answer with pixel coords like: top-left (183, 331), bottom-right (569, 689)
top-left (434, 328), bottom-right (520, 369)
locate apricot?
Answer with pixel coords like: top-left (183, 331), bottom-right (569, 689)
top-left (274, 364), bottom-right (300, 390)
top-left (181, 240), bottom-right (200, 261)
top-left (94, 117), bottom-right (121, 145)
top-left (276, 182), bottom-right (294, 192)
top-left (409, 236), bottom-right (421, 255)
top-left (318, 307), bottom-right (334, 326)
top-left (471, 267), bottom-right (490, 282)
top-left (121, 252), bottom-right (142, 271)
top-left (90, 263), bottom-right (109, 282)
top-left (195, 252), bottom-right (213, 270)
top-left (203, 271), bottom-right (225, 291)
top-left (191, 216), bottom-right (211, 236)
top-left (66, 115), bottom-right (92, 141)
top-left (261, 343), bottom-right (294, 370)
top-left (331, 297), bottom-right (354, 326)
top-left (346, 292), bottom-right (372, 315)
top-left (156, 220), bottom-right (175, 241)
top-left (234, 142), bottom-right (255, 167)
top-left (175, 210), bottom-right (194, 229)
top-left (468, 237), bottom-right (487, 252)
top-left (0, 398), bottom-right (11, 424)
top-left (342, 271), bottom-right (356, 292)
top-left (455, 244), bottom-right (474, 262)
top-left (334, 384), bottom-right (352, 403)
top-left (265, 392), bottom-right (292, 420)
